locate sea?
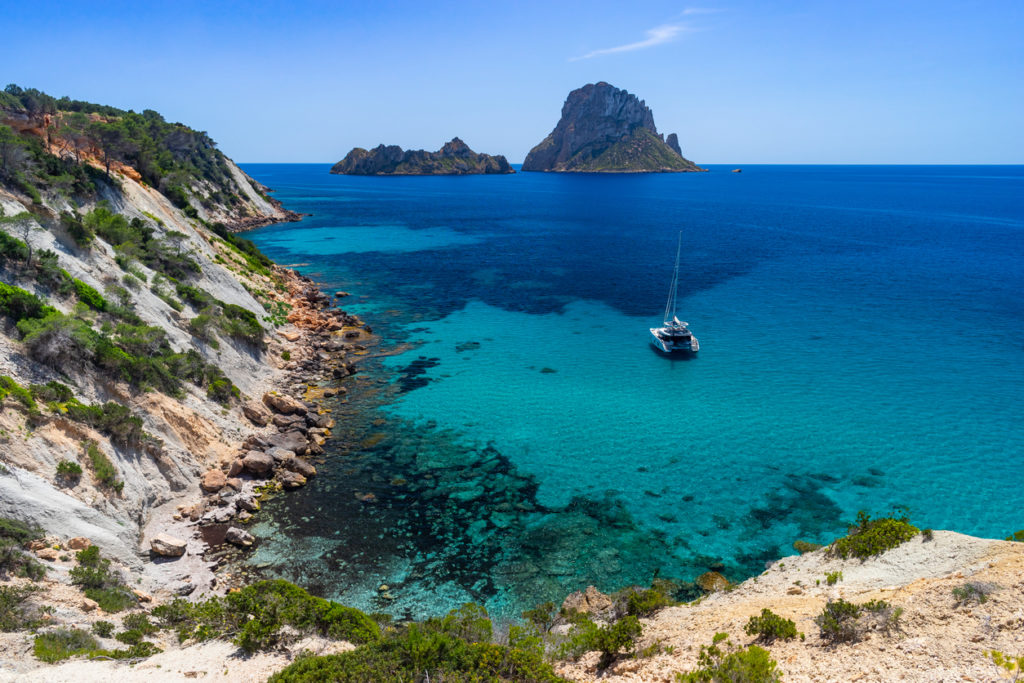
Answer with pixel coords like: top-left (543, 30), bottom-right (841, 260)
top-left (238, 163), bottom-right (1024, 621)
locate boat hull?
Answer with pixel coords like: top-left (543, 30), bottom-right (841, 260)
top-left (650, 328), bottom-right (699, 354)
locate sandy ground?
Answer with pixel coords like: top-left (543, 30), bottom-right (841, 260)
top-left (3, 637), bottom-right (353, 683)
top-left (556, 531), bottom-right (1024, 682)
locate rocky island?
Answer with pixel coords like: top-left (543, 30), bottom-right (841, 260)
top-left (331, 137), bottom-right (513, 175)
top-left (522, 82), bottom-right (702, 173)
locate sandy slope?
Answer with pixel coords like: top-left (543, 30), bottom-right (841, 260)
top-left (557, 531), bottom-right (1024, 682)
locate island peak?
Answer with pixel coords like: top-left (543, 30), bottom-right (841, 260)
top-left (522, 82), bottom-right (702, 173)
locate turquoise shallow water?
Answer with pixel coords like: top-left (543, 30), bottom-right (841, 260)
top-left (240, 164), bottom-right (1024, 620)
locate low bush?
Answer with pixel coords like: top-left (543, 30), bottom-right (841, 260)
top-left (69, 545), bottom-right (135, 612)
top-left (83, 441), bottom-right (123, 492)
top-left (815, 599), bottom-right (862, 643)
top-left (153, 579), bottom-right (380, 653)
top-left (91, 620), bottom-right (115, 638)
top-left (0, 375), bottom-right (37, 412)
top-left (0, 584), bottom-right (45, 631)
top-left (56, 459), bottom-right (83, 479)
top-left (677, 632), bottom-right (781, 683)
top-left (952, 582), bottom-right (997, 606)
top-left (625, 587), bottom-right (674, 617)
top-left (829, 510), bottom-right (919, 560)
top-left (595, 615), bottom-right (642, 670)
top-left (816, 598), bottom-right (902, 643)
top-left (826, 571), bottom-right (843, 586)
top-left (0, 517), bottom-right (46, 582)
top-left (1006, 530), bottom-right (1024, 542)
top-left (793, 540), bottom-right (823, 554)
top-left (744, 608), bottom-right (798, 642)
top-left (33, 628), bottom-right (100, 662)
top-left (0, 281), bottom-right (55, 323)
top-left (71, 278), bottom-right (106, 311)
top-left (0, 517), bottom-right (43, 545)
top-left (522, 601), bottom-right (557, 633)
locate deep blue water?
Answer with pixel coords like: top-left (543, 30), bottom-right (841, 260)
top-left (240, 163), bottom-right (1024, 620)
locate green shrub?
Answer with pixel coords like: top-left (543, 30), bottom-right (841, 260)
top-left (0, 281), bottom-right (55, 323)
top-left (625, 587), bottom-right (674, 617)
top-left (269, 627), bottom-right (568, 683)
top-left (829, 510), bottom-right (919, 560)
top-left (826, 571), bottom-right (843, 586)
top-left (0, 375), bottom-right (37, 412)
top-left (521, 601), bottom-right (556, 633)
top-left (33, 628), bottom-right (100, 662)
top-left (281, 350), bottom-right (291, 361)
top-left (815, 599), bottom-right (862, 643)
top-left (56, 459), bottom-right (83, 479)
top-left (17, 312), bottom-right (97, 369)
top-left (83, 441), bottom-right (123, 492)
top-left (69, 545), bottom-right (135, 612)
top-left (122, 612), bottom-right (158, 634)
top-left (0, 517), bottom-right (43, 544)
top-left (115, 629), bottom-right (144, 645)
top-left (61, 212), bottom-right (94, 247)
top-left (91, 620), bottom-right (115, 637)
top-left (71, 278), bottom-right (106, 311)
top-left (793, 540), bottom-right (823, 554)
top-left (953, 582), bottom-right (996, 605)
top-left (744, 609), bottom-right (798, 643)
top-left (677, 633), bottom-right (781, 683)
top-left (153, 579), bottom-right (380, 653)
top-left (1006, 530), bottom-right (1024, 542)
top-left (595, 615), bottom-right (642, 670)
top-left (0, 584), bottom-right (45, 631)
top-left (30, 380), bottom-right (74, 404)
top-left (921, 528), bottom-right (934, 541)
top-left (0, 518), bottom-right (47, 581)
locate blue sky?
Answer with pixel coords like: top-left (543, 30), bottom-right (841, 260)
top-left (3, 0), bottom-right (1022, 163)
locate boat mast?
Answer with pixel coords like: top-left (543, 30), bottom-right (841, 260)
top-left (663, 231), bottom-right (682, 324)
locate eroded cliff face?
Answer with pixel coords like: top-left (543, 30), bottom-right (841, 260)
top-left (0, 159), bottom-right (290, 575)
top-left (331, 137), bottom-right (513, 175)
top-left (522, 82), bottom-right (701, 173)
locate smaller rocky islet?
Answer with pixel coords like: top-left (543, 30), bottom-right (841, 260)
top-left (331, 137), bottom-right (513, 175)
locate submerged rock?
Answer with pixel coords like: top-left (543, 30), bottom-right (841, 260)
top-left (696, 571), bottom-right (729, 592)
top-left (225, 527), bottom-right (255, 547)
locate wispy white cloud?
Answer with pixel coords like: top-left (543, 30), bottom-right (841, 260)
top-left (571, 23), bottom-right (689, 61)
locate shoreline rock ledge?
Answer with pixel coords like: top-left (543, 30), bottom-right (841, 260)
top-left (522, 81), bottom-right (703, 173)
top-left (331, 137), bottom-right (513, 175)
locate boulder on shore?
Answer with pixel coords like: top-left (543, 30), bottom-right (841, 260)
top-left (200, 469), bottom-right (227, 492)
top-left (242, 450), bottom-right (275, 475)
top-left (150, 533), bottom-right (187, 557)
top-left (262, 392), bottom-right (307, 416)
top-left (267, 430), bottom-right (308, 455)
top-left (242, 402), bottom-right (271, 426)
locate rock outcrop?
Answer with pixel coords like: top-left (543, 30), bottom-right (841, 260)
top-left (331, 137), bottom-right (513, 175)
top-left (522, 82), bottom-right (701, 173)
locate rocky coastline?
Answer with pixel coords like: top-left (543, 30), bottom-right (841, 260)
top-left (142, 266), bottom-right (374, 594)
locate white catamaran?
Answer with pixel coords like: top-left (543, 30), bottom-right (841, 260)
top-left (650, 232), bottom-right (699, 354)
